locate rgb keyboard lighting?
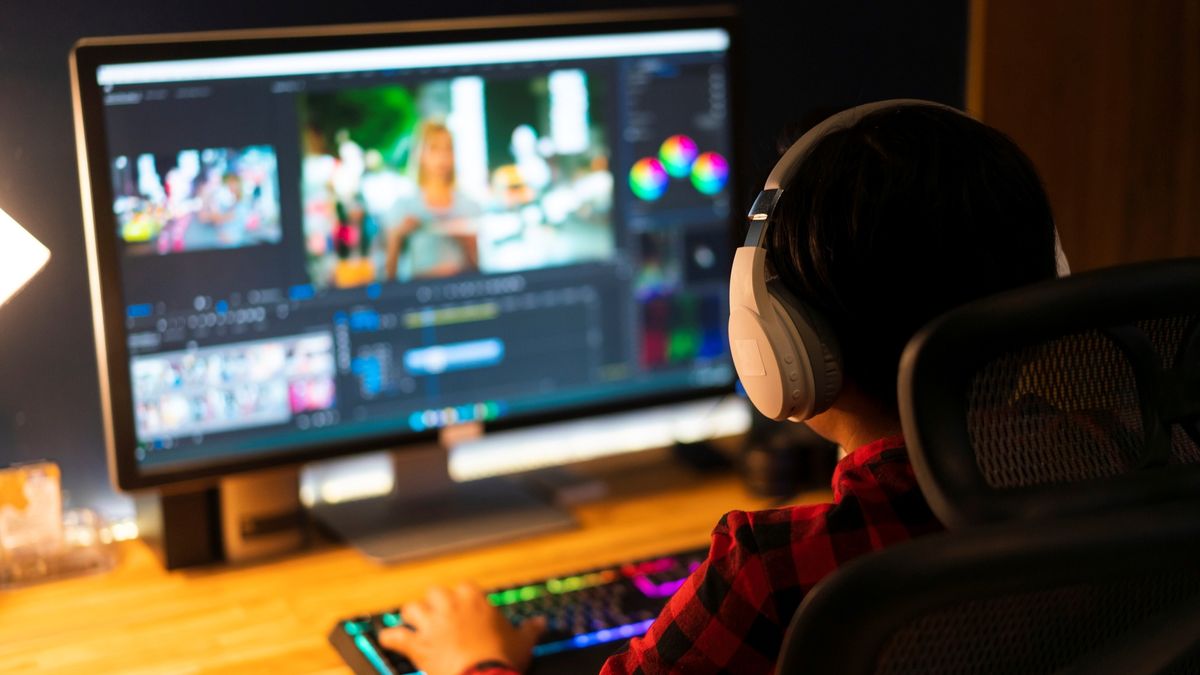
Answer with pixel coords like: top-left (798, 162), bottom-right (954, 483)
top-left (487, 569), bottom-right (620, 607)
top-left (533, 618), bottom-right (657, 657)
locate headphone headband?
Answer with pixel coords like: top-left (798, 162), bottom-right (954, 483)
top-left (746, 99), bottom-right (961, 248)
top-left (745, 98), bottom-right (1069, 275)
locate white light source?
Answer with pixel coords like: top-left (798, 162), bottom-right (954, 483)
top-left (0, 207), bottom-right (50, 306)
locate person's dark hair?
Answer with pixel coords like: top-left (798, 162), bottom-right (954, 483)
top-left (767, 104), bottom-right (1057, 409)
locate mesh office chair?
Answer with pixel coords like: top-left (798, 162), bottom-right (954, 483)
top-left (776, 258), bottom-right (1200, 674)
top-left (900, 257), bottom-right (1200, 528)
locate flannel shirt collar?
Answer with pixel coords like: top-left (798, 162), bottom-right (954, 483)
top-left (830, 433), bottom-right (907, 501)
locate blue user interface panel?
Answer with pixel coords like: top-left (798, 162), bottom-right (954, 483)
top-left (96, 27), bottom-right (736, 473)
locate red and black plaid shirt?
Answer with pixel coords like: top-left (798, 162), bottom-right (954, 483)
top-left (469, 434), bottom-right (942, 675)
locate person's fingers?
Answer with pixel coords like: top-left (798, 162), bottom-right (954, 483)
top-left (426, 586), bottom-right (454, 613)
top-left (519, 615), bottom-right (547, 644)
top-left (377, 626), bottom-right (413, 653)
top-left (400, 599), bottom-right (430, 630)
top-left (455, 580), bottom-right (486, 607)
top-left (454, 580), bottom-right (482, 597)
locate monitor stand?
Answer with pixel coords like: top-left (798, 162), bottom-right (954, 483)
top-left (307, 434), bottom-right (575, 564)
top-left (137, 466), bottom-right (306, 570)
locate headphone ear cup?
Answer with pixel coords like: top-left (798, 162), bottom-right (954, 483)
top-left (729, 305), bottom-right (792, 420)
top-left (766, 279), bottom-right (843, 418)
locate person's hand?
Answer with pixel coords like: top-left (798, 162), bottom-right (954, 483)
top-left (398, 214), bottom-right (420, 236)
top-left (378, 582), bottom-right (545, 675)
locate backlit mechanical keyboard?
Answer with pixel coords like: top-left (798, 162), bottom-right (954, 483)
top-left (329, 547), bottom-right (708, 675)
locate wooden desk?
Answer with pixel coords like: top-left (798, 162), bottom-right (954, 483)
top-left (0, 470), bottom-right (829, 674)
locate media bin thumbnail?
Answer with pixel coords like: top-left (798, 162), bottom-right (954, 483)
top-left (130, 332), bottom-right (335, 443)
top-left (112, 145), bottom-right (282, 255)
top-left (299, 69), bottom-right (615, 288)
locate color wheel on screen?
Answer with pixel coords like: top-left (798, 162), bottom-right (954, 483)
top-left (630, 157), bottom-right (670, 201)
top-left (690, 152), bottom-right (729, 195)
top-left (659, 135), bottom-right (699, 178)
top-left (629, 134), bottom-right (728, 201)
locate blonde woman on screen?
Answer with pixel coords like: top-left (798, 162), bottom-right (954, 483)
top-left (383, 122), bottom-right (482, 281)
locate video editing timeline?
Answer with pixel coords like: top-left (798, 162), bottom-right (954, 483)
top-left (101, 29), bottom-right (735, 472)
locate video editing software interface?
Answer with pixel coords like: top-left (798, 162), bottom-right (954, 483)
top-left (96, 27), bottom-right (735, 473)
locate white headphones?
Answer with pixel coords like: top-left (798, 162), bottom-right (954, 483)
top-left (729, 99), bottom-right (1070, 422)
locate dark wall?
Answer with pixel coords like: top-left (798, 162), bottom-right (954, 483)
top-left (0, 0), bottom-right (967, 519)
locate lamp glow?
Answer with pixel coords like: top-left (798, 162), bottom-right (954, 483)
top-left (0, 207), bottom-right (50, 306)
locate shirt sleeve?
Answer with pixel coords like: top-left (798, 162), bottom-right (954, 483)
top-left (600, 510), bottom-right (789, 675)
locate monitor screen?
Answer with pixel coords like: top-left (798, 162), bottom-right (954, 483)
top-left (72, 12), bottom-right (739, 488)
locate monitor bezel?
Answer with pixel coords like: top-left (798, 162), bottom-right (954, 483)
top-left (71, 6), bottom-right (745, 493)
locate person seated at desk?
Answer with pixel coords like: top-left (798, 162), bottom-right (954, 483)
top-left (383, 121), bottom-right (482, 281)
top-left (375, 103), bottom-right (1062, 674)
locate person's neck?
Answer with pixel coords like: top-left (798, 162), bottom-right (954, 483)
top-left (423, 181), bottom-right (453, 207)
top-left (803, 385), bottom-right (903, 453)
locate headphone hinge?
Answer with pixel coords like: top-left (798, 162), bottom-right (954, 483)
top-left (745, 188), bottom-right (783, 247)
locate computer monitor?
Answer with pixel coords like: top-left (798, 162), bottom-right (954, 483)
top-left (71, 8), bottom-right (741, 565)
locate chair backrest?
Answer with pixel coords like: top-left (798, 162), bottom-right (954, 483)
top-left (776, 501), bottom-right (1200, 675)
top-left (897, 258), bottom-right (1200, 528)
top-left (776, 259), bottom-right (1200, 674)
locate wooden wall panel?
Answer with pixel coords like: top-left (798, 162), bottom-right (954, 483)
top-left (975, 0), bottom-right (1200, 271)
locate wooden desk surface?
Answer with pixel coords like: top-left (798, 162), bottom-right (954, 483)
top-left (0, 469), bottom-right (829, 674)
